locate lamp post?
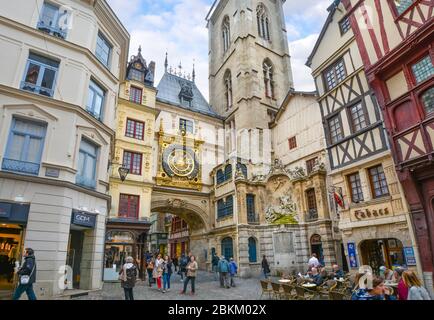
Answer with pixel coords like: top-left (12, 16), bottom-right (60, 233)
top-left (118, 166), bottom-right (130, 182)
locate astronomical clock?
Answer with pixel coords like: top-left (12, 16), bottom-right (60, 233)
top-left (156, 125), bottom-right (203, 191)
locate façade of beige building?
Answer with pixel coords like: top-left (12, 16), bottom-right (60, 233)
top-left (307, 0), bottom-right (421, 275)
top-left (0, 0), bottom-right (128, 299)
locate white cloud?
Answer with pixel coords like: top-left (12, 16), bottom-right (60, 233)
top-left (106, 0), bottom-right (329, 99)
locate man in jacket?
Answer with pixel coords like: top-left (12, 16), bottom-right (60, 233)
top-left (229, 258), bottom-right (238, 287)
top-left (218, 256), bottom-right (230, 289)
top-left (12, 248), bottom-right (37, 300)
top-left (211, 253), bottom-right (219, 281)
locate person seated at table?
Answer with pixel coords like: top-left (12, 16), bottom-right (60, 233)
top-left (319, 267), bottom-right (328, 280)
top-left (351, 277), bottom-right (386, 300)
top-left (379, 266), bottom-right (393, 281)
top-left (309, 267), bottom-right (324, 286)
top-left (330, 264), bottom-right (344, 279)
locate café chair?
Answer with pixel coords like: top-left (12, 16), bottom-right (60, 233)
top-left (295, 285), bottom-right (315, 300)
top-left (317, 280), bottom-right (337, 298)
top-left (271, 281), bottom-right (285, 300)
top-left (259, 280), bottom-right (273, 300)
top-left (329, 290), bottom-right (346, 300)
top-left (282, 283), bottom-right (297, 300)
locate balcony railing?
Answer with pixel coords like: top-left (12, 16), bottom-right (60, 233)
top-left (1, 158), bottom-right (40, 175)
top-left (20, 81), bottom-right (54, 97)
top-left (37, 21), bottom-right (67, 39)
top-left (247, 213), bottom-right (260, 224)
top-left (76, 175), bottom-right (97, 190)
top-left (306, 209), bottom-right (319, 222)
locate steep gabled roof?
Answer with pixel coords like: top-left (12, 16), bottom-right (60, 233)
top-left (306, 0), bottom-right (341, 67)
top-left (156, 72), bottom-right (221, 119)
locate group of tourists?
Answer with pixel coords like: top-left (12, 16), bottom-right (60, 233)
top-left (211, 253), bottom-right (238, 288)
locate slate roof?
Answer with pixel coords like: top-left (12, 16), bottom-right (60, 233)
top-left (156, 72), bottom-right (222, 119)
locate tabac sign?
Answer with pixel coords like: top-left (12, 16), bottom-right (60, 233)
top-left (0, 203), bottom-right (12, 218)
top-left (71, 210), bottom-right (97, 228)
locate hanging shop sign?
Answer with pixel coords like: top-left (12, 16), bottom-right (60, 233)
top-left (403, 247), bottom-right (417, 266)
top-left (71, 210), bottom-right (97, 228)
top-left (347, 242), bottom-right (358, 268)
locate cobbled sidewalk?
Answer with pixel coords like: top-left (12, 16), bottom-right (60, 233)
top-left (72, 271), bottom-right (272, 300)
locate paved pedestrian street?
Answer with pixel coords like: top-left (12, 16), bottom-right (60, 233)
top-left (68, 272), bottom-right (267, 300)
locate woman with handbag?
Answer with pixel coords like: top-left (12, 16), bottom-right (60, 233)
top-left (154, 254), bottom-right (164, 291)
top-left (12, 248), bottom-right (37, 300)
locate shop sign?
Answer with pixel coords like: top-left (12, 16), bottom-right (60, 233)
top-left (0, 203), bottom-right (12, 218)
top-left (403, 247), bottom-right (417, 266)
top-left (347, 242), bottom-right (358, 268)
top-left (71, 210), bottom-right (96, 228)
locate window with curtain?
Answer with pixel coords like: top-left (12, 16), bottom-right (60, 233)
top-left (2, 118), bottom-right (47, 175)
top-left (96, 32), bottom-right (111, 67)
top-left (123, 151), bottom-right (142, 175)
top-left (76, 139), bottom-right (98, 189)
top-left (257, 4), bottom-right (270, 41)
top-left (119, 194), bottom-right (139, 219)
top-left (125, 119), bottom-right (145, 140)
top-left (224, 70), bottom-right (233, 110)
top-left (87, 80), bottom-right (105, 120)
top-left (21, 52), bottom-right (59, 97)
top-left (222, 16), bottom-right (230, 53)
top-left (263, 60), bottom-right (274, 98)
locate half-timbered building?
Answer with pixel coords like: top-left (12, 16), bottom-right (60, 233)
top-left (341, 0), bottom-right (433, 294)
top-left (307, 0), bottom-right (421, 278)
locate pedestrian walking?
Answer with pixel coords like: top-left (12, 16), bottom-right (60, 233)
top-left (211, 253), bottom-right (219, 281)
top-left (394, 267), bottom-right (408, 300)
top-left (119, 256), bottom-right (137, 300)
top-left (261, 255), bottom-right (271, 279)
top-left (180, 255), bottom-right (198, 295)
top-left (146, 257), bottom-right (155, 287)
top-left (229, 258), bottom-right (238, 287)
top-left (154, 254), bottom-right (164, 291)
top-left (162, 255), bottom-right (173, 293)
top-left (12, 248), bottom-right (37, 300)
top-left (179, 254), bottom-right (188, 282)
top-left (218, 256), bottom-right (230, 289)
top-left (403, 270), bottom-right (432, 300)
top-left (173, 255), bottom-right (178, 272)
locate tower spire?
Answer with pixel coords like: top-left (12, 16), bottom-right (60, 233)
top-left (192, 59), bottom-right (196, 83)
top-left (164, 51), bottom-right (168, 72)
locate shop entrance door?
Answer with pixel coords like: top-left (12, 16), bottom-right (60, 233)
top-left (67, 230), bottom-right (84, 289)
top-left (0, 224), bottom-right (23, 300)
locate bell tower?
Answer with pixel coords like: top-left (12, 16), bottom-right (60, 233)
top-left (207, 0), bottom-right (294, 173)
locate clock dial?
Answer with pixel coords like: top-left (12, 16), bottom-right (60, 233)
top-left (162, 145), bottom-right (199, 179)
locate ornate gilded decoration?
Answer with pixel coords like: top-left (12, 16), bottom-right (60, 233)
top-left (156, 125), bottom-right (204, 190)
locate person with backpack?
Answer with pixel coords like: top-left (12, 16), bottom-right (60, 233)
top-left (229, 258), bottom-right (238, 287)
top-left (12, 248), bottom-right (37, 300)
top-left (179, 254), bottom-right (188, 282)
top-left (218, 256), bottom-right (230, 289)
top-left (212, 253), bottom-right (219, 281)
top-left (119, 256), bottom-right (137, 300)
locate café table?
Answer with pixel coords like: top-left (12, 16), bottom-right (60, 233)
top-left (278, 279), bottom-right (292, 284)
top-left (302, 283), bottom-right (317, 289)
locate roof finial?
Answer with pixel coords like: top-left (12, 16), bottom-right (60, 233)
top-left (192, 59), bottom-right (196, 83)
top-left (178, 62), bottom-right (183, 77)
top-left (164, 51), bottom-right (168, 72)
top-left (138, 45), bottom-right (142, 54)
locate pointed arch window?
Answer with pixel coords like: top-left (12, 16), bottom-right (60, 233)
top-left (257, 4), bottom-right (270, 41)
top-left (263, 60), bottom-right (274, 98)
top-left (224, 70), bottom-right (233, 110)
top-left (222, 16), bottom-right (231, 53)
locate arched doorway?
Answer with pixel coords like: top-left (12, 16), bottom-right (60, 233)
top-left (248, 237), bottom-right (257, 263)
top-left (310, 234), bottom-right (324, 266)
top-left (360, 238), bottom-right (404, 273)
top-left (221, 237), bottom-right (233, 259)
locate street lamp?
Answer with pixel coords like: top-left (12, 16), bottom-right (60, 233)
top-left (118, 166), bottom-right (130, 182)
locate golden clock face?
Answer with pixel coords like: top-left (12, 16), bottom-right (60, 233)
top-left (162, 145), bottom-right (199, 179)
top-left (134, 62), bottom-right (142, 69)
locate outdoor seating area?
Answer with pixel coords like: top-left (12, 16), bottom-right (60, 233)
top-left (259, 275), bottom-right (353, 300)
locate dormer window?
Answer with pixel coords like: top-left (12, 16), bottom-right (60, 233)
top-left (129, 68), bottom-right (144, 83)
top-left (179, 80), bottom-right (194, 107)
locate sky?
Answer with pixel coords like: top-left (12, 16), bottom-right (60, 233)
top-left (107, 0), bottom-right (332, 100)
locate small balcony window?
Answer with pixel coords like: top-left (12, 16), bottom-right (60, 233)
top-left (37, 2), bottom-right (69, 39)
top-left (87, 80), bottom-right (105, 121)
top-left (21, 53), bottom-right (59, 97)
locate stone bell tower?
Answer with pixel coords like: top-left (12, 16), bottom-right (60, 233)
top-left (207, 0), bottom-right (294, 174)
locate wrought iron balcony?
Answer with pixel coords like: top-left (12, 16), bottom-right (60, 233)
top-left (37, 21), bottom-right (67, 39)
top-left (76, 175), bottom-right (97, 190)
top-left (20, 81), bottom-right (54, 97)
top-left (247, 213), bottom-right (260, 224)
top-left (306, 209), bottom-right (319, 222)
top-left (1, 158), bottom-right (40, 175)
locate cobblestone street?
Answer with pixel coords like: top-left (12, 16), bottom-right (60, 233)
top-left (70, 271), bottom-right (267, 300)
